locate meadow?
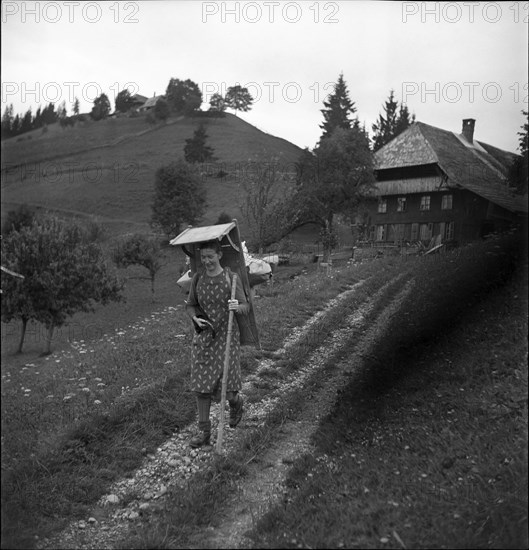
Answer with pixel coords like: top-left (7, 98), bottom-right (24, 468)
top-left (1, 230), bottom-right (526, 549)
top-left (1, 113), bottom-right (304, 236)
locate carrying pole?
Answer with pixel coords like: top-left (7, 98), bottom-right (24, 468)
top-left (216, 273), bottom-right (238, 454)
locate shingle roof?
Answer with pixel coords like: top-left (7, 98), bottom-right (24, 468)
top-left (141, 95), bottom-right (165, 109)
top-left (131, 94), bottom-right (148, 104)
top-left (374, 121), bottom-right (527, 214)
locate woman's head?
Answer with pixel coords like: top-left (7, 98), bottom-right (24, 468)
top-left (199, 240), bottom-right (222, 272)
top-left (198, 240), bottom-right (222, 255)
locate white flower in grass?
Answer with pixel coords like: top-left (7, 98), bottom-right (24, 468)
top-left (63, 395), bottom-right (73, 402)
top-left (81, 387), bottom-right (90, 393)
top-left (94, 400), bottom-right (102, 405)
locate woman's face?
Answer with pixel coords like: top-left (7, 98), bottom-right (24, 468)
top-left (200, 248), bottom-right (222, 273)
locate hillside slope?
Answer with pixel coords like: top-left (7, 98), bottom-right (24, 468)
top-left (1, 113), bottom-right (304, 237)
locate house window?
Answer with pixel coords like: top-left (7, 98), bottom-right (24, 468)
top-left (375, 225), bottom-right (385, 241)
top-left (420, 195), bottom-right (431, 211)
top-left (444, 221), bottom-right (454, 240)
top-left (441, 194), bottom-right (453, 210)
top-left (397, 197), bottom-right (407, 212)
top-left (378, 199), bottom-right (387, 213)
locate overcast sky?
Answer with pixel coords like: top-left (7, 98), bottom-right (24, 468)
top-left (1, 1), bottom-right (527, 152)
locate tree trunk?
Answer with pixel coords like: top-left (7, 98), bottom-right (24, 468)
top-left (16, 317), bottom-right (28, 354)
top-left (150, 273), bottom-right (155, 302)
top-left (43, 323), bottom-right (55, 355)
top-left (322, 214), bottom-right (334, 263)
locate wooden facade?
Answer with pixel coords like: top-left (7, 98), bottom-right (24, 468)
top-left (365, 120), bottom-right (527, 245)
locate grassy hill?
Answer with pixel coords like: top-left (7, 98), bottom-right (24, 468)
top-left (1, 113), bottom-right (305, 239)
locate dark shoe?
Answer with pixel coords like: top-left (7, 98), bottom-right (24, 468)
top-left (229, 395), bottom-right (244, 428)
top-left (189, 421), bottom-right (211, 448)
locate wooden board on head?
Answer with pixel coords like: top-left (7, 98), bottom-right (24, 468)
top-left (170, 219), bottom-right (260, 348)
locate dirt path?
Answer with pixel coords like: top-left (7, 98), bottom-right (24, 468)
top-left (193, 278), bottom-right (415, 549)
top-left (37, 274), bottom-right (413, 549)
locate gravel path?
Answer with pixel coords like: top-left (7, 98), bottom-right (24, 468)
top-left (37, 275), bottom-right (413, 549)
top-left (193, 277), bottom-right (415, 549)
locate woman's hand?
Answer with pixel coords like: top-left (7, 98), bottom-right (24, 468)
top-left (228, 299), bottom-right (239, 312)
top-left (193, 316), bottom-right (209, 328)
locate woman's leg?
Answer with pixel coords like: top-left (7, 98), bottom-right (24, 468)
top-left (227, 391), bottom-right (244, 428)
top-left (189, 392), bottom-right (212, 448)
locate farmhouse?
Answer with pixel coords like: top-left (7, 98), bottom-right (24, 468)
top-left (138, 94), bottom-right (166, 112)
top-left (365, 119), bottom-right (527, 245)
top-left (130, 94), bottom-right (148, 110)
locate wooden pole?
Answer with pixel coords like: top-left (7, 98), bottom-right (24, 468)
top-left (216, 273), bottom-right (238, 454)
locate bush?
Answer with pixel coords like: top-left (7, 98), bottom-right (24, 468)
top-left (145, 111), bottom-right (156, 125)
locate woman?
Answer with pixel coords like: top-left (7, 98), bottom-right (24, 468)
top-left (186, 240), bottom-right (250, 448)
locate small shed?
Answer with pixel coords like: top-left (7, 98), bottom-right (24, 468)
top-left (170, 220), bottom-right (260, 348)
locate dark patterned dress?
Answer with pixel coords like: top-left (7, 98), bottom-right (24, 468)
top-left (187, 269), bottom-right (248, 394)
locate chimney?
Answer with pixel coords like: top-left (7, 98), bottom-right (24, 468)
top-left (462, 118), bottom-right (475, 143)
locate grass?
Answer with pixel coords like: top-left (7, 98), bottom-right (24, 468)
top-left (119, 233), bottom-right (526, 549)
top-left (1, 112), bottom-right (304, 236)
top-left (250, 235), bottom-right (528, 549)
top-left (1, 232), bottom-right (525, 549)
top-left (1, 250), bottom-right (404, 548)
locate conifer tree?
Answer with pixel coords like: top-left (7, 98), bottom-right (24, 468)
top-left (1, 104), bottom-right (14, 139)
top-left (184, 125), bottom-right (215, 163)
top-left (372, 90), bottom-right (415, 151)
top-left (319, 73), bottom-right (357, 142)
top-left (395, 103), bottom-right (415, 137)
top-left (508, 110), bottom-right (528, 195)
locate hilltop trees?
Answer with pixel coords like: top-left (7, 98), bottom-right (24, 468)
top-left (1, 102), bottom-right (60, 140)
top-left (209, 93), bottom-right (226, 112)
top-left (115, 89), bottom-right (135, 113)
top-left (90, 93), bottom-right (111, 121)
top-left (151, 159), bottom-right (207, 238)
top-left (225, 85), bottom-right (254, 115)
top-left (319, 73), bottom-right (358, 142)
top-left (1, 216), bottom-right (123, 354)
top-left (1, 104), bottom-right (15, 139)
top-left (371, 89), bottom-right (415, 151)
top-left (184, 125), bottom-right (216, 163)
top-left (165, 78), bottom-right (202, 115)
top-left (20, 108), bottom-right (33, 134)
